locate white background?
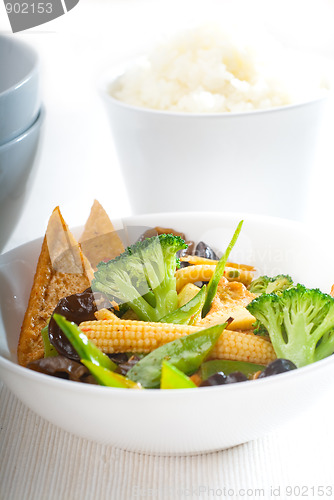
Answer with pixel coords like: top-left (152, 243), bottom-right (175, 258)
top-left (1, 1), bottom-right (334, 498)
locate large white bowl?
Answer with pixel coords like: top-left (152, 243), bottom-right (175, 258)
top-left (100, 66), bottom-right (327, 221)
top-left (0, 35), bottom-right (40, 146)
top-left (0, 212), bottom-right (333, 454)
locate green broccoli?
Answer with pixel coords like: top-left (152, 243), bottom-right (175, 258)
top-left (248, 274), bottom-right (293, 295)
top-left (247, 284), bottom-right (334, 367)
top-left (92, 234), bottom-right (187, 322)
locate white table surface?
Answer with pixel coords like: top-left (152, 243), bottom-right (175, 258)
top-left (1, 1), bottom-right (334, 498)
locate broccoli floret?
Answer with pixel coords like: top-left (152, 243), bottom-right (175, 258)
top-left (248, 274), bottom-right (293, 295)
top-left (91, 234), bottom-right (187, 322)
top-left (247, 284), bottom-right (334, 367)
top-left (248, 276), bottom-right (270, 294)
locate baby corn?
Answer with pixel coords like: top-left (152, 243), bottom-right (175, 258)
top-left (79, 318), bottom-right (275, 365)
top-left (208, 330), bottom-right (275, 364)
top-left (175, 264), bottom-right (254, 290)
top-left (80, 319), bottom-right (198, 353)
top-left (176, 265), bottom-right (216, 291)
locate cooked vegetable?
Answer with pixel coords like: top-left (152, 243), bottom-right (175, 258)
top-left (175, 265), bottom-right (216, 292)
top-left (247, 284), bottom-right (334, 367)
top-left (81, 360), bottom-right (142, 389)
top-left (53, 314), bottom-right (117, 371)
top-left (176, 262), bottom-right (253, 289)
top-left (79, 316), bottom-right (275, 364)
top-left (202, 221), bottom-right (243, 317)
top-left (200, 359), bottom-right (265, 381)
top-left (41, 325), bottom-right (58, 358)
top-left (159, 285), bottom-right (206, 324)
top-left (177, 283), bottom-right (201, 307)
top-left (80, 318), bottom-right (199, 353)
top-left (92, 234), bottom-right (187, 322)
top-left (208, 330), bottom-right (275, 365)
top-left (248, 274), bottom-right (293, 295)
top-left (127, 323), bottom-right (227, 388)
top-left (160, 360), bottom-right (197, 389)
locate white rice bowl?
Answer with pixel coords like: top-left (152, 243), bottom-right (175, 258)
top-left (112, 24), bottom-right (329, 113)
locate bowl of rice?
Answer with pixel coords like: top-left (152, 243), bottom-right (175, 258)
top-left (100, 25), bottom-right (329, 219)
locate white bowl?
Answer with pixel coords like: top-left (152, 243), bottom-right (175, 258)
top-left (100, 67), bottom-right (327, 221)
top-left (0, 106), bottom-right (45, 252)
top-left (0, 212), bottom-right (333, 454)
top-left (0, 35), bottom-right (40, 146)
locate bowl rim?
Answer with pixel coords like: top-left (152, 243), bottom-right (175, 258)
top-left (98, 59), bottom-right (329, 119)
top-left (0, 104), bottom-right (45, 152)
top-left (1, 210), bottom-right (333, 396)
top-left (0, 35), bottom-right (39, 100)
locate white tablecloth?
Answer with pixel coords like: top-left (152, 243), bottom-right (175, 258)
top-left (1, 1), bottom-right (334, 498)
top-left (1, 381), bottom-right (334, 500)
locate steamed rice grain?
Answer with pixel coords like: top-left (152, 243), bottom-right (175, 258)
top-left (112, 25), bottom-right (328, 113)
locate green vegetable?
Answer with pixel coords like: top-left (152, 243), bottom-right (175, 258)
top-left (202, 221), bottom-right (243, 317)
top-left (248, 274), bottom-right (293, 295)
top-left (53, 314), bottom-right (117, 371)
top-left (247, 284), bottom-right (334, 367)
top-left (81, 360), bottom-right (142, 389)
top-left (227, 270), bottom-right (240, 278)
top-left (127, 323), bottom-right (227, 388)
top-left (92, 234), bottom-right (187, 322)
top-left (160, 360), bottom-right (197, 389)
top-left (41, 325), bottom-right (58, 358)
top-left (159, 286), bottom-right (206, 325)
top-left (200, 360), bottom-right (265, 381)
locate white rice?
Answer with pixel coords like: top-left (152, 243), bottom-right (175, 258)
top-left (112, 24), bottom-right (329, 113)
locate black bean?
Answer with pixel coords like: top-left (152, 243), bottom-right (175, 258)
top-left (258, 359), bottom-right (297, 378)
top-left (225, 371), bottom-right (248, 384)
top-left (199, 372), bottom-right (227, 387)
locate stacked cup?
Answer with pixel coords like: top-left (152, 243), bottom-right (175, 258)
top-left (0, 35), bottom-right (44, 252)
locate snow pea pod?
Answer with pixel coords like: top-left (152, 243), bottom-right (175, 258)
top-left (200, 360), bottom-right (265, 381)
top-left (41, 324), bottom-right (58, 358)
top-left (81, 360), bottom-right (142, 389)
top-left (53, 314), bottom-right (117, 371)
top-left (160, 360), bottom-right (197, 389)
top-left (202, 220), bottom-right (243, 317)
top-left (159, 286), bottom-right (206, 325)
top-left (127, 323), bottom-right (227, 388)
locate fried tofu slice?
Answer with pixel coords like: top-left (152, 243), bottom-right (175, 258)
top-left (79, 200), bottom-right (125, 269)
top-left (17, 207), bottom-right (93, 367)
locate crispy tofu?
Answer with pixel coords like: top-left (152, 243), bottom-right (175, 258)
top-left (17, 207), bottom-right (93, 366)
top-left (79, 200), bottom-right (125, 269)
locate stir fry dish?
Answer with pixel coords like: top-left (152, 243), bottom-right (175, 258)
top-left (17, 201), bottom-right (334, 390)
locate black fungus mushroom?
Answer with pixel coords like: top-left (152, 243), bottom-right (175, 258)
top-left (48, 288), bottom-right (112, 361)
top-left (27, 356), bottom-right (97, 384)
top-left (195, 241), bottom-right (219, 260)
